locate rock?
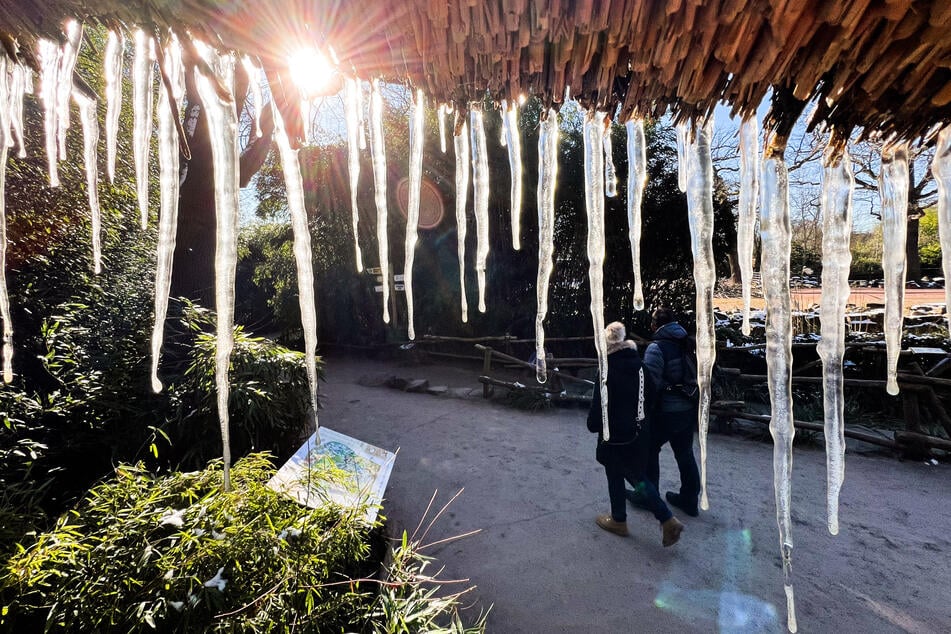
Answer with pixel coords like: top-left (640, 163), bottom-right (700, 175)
top-left (405, 379), bottom-right (430, 393)
top-left (385, 376), bottom-right (409, 390)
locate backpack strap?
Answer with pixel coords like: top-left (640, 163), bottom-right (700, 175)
top-left (637, 367), bottom-right (645, 421)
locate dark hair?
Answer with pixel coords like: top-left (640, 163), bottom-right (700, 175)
top-left (651, 307), bottom-right (676, 326)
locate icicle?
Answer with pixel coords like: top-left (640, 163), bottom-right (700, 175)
top-left (8, 64), bottom-right (26, 158)
top-left (56, 20), bottom-right (82, 161)
top-left (438, 103), bottom-right (448, 153)
top-left (453, 112), bottom-right (470, 323)
top-left (499, 105), bottom-right (508, 147)
top-left (685, 117), bottom-right (717, 511)
top-left (625, 118), bottom-right (647, 311)
top-left (273, 104), bottom-right (320, 435)
top-left (879, 143), bottom-right (909, 396)
top-left (0, 55), bottom-right (13, 382)
top-left (193, 43), bottom-right (239, 493)
top-left (932, 128), bottom-right (951, 335)
top-left (357, 84), bottom-right (367, 151)
top-left (584, 111), bottom-right (610, 440)
top-left (761, 133), bottom-right (797, 633)
top-left (344, 78), bottom-right (364, 272)
top-left (38, 39), bottom-right (61, 187)
top-left (603, 120), bottom-right (618, 198)
top-left (73, 92), bottom-right (101, 275)
top-left (502, 100), bottom-right (523, 250)
top-left (133, 29), bottom-right (155, 229)
top-left (470, 106), bottom-right (490, 313)
top-left (676, 122), bottom-right (688, 193)
top-left (241, 56), bottom-right (264, 138)
top-left (817, 141), bottom-right (853, 536)
top-left (405, 89), bottom-right (425, 340)
top-left (738, 117), bottom-right (760, 335)
top-left (535, 108), bottom-right (559, 383)
top-left (368, 78), bottom-right (390, 323)
top-left (150, 37), bottom-right (185, 393)
top-left (104, 31), bottom-right (124, 183)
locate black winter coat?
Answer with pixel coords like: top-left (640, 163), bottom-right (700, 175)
top-left (586, 344), bottom-right (649, 467)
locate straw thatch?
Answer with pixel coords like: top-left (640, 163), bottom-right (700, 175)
top-left (2, 1), bottom-right (951, 139)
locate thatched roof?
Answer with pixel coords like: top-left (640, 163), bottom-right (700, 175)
top-left (3, 1), bottom-right (951, 140)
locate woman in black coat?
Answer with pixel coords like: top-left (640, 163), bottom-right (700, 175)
top-left (587, 322), bottom-right (684, 547)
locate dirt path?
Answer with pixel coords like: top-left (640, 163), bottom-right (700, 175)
top-left (714, 287), bottom-right (946, 313)
top-left (319, 355), bottom-right (950, 633)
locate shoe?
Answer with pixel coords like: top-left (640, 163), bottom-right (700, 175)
top-left (665, 491), bottom-right (699, 517)
top-left (625, 488), bottom-right (651, 511)
top-left (661, 517), bottom-right (684, 547)
top-left (596, 514), bottom-right (629, 536)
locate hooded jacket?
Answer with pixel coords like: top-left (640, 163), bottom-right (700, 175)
top-left (643, 321), bottom-right (695, 413)
top-left (586, 342), bottom-right (647, 446)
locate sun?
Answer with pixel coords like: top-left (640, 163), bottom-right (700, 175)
top-left (287, 46), bottom-right (342, 99)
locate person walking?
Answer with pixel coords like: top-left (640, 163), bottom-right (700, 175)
top-left (636, 307), bottom-right (702, 517)
top-left (587, 321), bottom-right (684, 547)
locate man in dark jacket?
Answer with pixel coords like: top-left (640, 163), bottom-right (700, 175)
top-left (587, 321), bottom-right (684, 547)
top-left (637, 307), bottom-right (702, 517)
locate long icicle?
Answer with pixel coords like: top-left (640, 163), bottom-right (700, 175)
top-left (817, 139), bottom-right (853, 536)
top-left (932, 128), bottom-right (951, 334)
top-left (344, 77), bottom-right (364, 272)
top-left (405, 89), bottom-right (424, 340)
top-left (38, 39), bottom-right (60, 187)
top-left (9, 63), bottom-right (27, 158)
top-left (603, 119), bottom-right (618, 198)
top-left (104, 31), bottom-right (125, 183)
top-left (368, 78), bottom-right (390, 323)
top-left (73, 92), bottom-right (102, 275)
top-left (453, 110), bottom-right (470, 322)
top-left (273, 104), bottom-right (321, 436)
top-left (685, 117), bottom-right (717, 510)
top-left (761, 132), bottom-right (797, 633)
top-left (470, 106), bottom-right (490, 313)
top-left (502, 100), bottom-right (523, 250)
top-left (583, 110), bottom-right (610, 439)
top-left (625, 118), bottom-right (647, 311)
top-left (738, 117), bottom-right (760, 335)
top-left (193, 44), bottom-right (239, 493)
top-left (55, 20), bottom-right (82, 161)
top-left (133, 30), bottom-right (155, 229)
top-left (676, 122), bottom-right (688, 193)
top-left (0, 55), bottom-right (13, 382)
top-left (438, 104), bottom-right (448, 153)
top-left (241, 56), bottom-right (263, 138)
top-left (535, 108), bottom-right (559, 383)
top-left (879, 142), bottom-right (909, 396)
top-left (150, 37), bottom-right (185, 393)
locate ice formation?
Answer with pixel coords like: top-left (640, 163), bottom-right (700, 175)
top-left (879, 143), bottom-right (909, 396)
top-left (0, 55), bottom-right (13, 382)
top-left (438, 103), bottom-right (448, 153)
top-left (535, 108), bottom-right (559, 383)
top-left (193, 44), bottom-right (239, 492)
top-left (684, 117), bottom-right (716, 511)
top-left (932, 128), bottom-right (951, 334)
top-left (603, 120), bottom-right (618, 198)
top-left (344, 77), bottom-right (364, 272)
top-left (676, 122), bottom-right (688, 192)
top-left (583, 111), bottom-right (610, 439)
top-left (760, 134), bottom-right (797, 633)
top-left (8, 63), bottom-right (27, 158)
top-left (404, 89), bottom-right (425, 340)
top-left (273, 105), bottom-right (321, 433)
top-left (470, 107), bottom-right (490, 313)
top-left (738, 117), bottom-right (760, 335)
top-left (150, 37), bottom-right (185, 393)
top-left (625, 118), bottom-right (646, 311)
top-left (56, 20), bottom-right (82, 161)
top-left (133, 30), bottom-right (155, 229)
top-left (38, 39), bottom-right (61, 187)
top-left (501, 100), bottom-right (523, 250)
top-left (817, 141), bottom-right (853, 536)
top-left (453, 112), bottom-right (470, 322)
top-left (73, 92), bottom-right (101, 275)
top-left (368, 79), bottom-right (390, 323)
top-left (104, 31), bottom-right (125, 183)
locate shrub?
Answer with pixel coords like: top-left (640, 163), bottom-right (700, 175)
top-left (1, 453), bottom-right (486, 633)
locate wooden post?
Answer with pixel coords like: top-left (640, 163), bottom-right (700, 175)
top-left (482, 346), bottom-right (493, 398)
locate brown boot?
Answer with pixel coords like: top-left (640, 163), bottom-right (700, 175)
top-left (662, 517), bottom-right (684, 547)
top-left (596, 514), bottom-right (629, 536)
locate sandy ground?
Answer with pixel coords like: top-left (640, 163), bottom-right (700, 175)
top-left (714, 287), bottom-right (946, 313)
top-left (317, 354), bottom-right (950, 633)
